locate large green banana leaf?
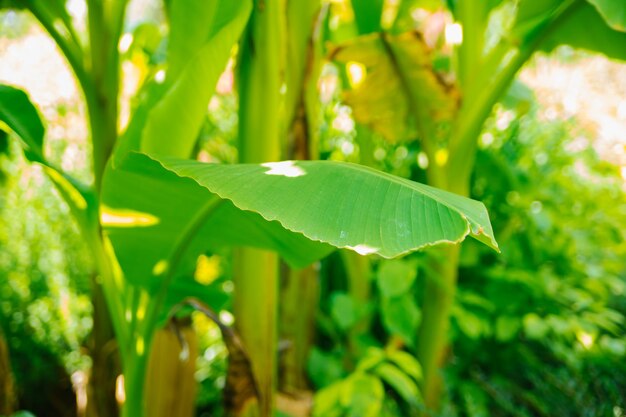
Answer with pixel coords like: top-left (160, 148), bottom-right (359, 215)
top-left (102, 152), bottom-right (498, 288)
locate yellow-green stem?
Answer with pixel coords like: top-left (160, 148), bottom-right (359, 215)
top-left (234, 1), bottom-right (285, 416)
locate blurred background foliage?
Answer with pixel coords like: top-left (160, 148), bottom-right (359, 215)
top-left (1, 0), bottom-right (625, 416)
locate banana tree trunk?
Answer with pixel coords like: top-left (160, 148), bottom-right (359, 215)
top-left (230, 1), bottom-right (285, 416)
top-left (145, 318), bottom-right (198, 417)
top-left (279, 265), bottom-right (319, 393)
top-left (87, 285), bottom-right (120, 417)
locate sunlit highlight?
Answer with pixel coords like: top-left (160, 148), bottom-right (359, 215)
top-left (195, 254), bottom-right (221, 285)
top-left (119, 33), bottom-right (133, 53)
top-left (435, 149), bottom-right (449, 166)
top-left (115, 375), bottom-right (125, 404)
top-left (347, 61), bottom-right (366, 88)
top-left (100, 206), bottom-right (160, 227)
top-left (152, 260), bottom-right (169, 276)
top-left (262, 161), bottom-right (306, 177)
top-left (577, 331), bottom-right (594, 349)
top-left (445, 23), bottom-right (463, 45)
top-left (346, 244), bottom-right (379, 256)
top-left (155, 69), bottom-right (166, 84)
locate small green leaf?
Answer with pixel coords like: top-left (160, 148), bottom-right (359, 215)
top-left (331, 293), bottom-right (358, 330)
top-left (523, 313), bottom-right (549, 340)
top-left (341, 373), bottom-right (384, 417)
top-left (460, 383), bottom-right (489, 417)
top-left (495, 315), bottom-right (520, 341)
top-left (0, 84), bottom-right (45, 162)
top-left (386, 349), bottom-right (422, 381)
top-left (376, 259), bottom-right (417, 298)
top-left (313, 380), bottom-right (344, 417)
top-left (308, 348), bottom-right (344, 389)
top-left (374, 363), bottom-right (421, 406)
top-left (381, 294), bottom-right (421, 346)
top-left (356, 347), bottom-right (386, 372)
top-left (454, 306), bottom-right (489, 340)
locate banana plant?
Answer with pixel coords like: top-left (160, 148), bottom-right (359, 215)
top-left (0, 1), bottom-right (504, 417)
top-left (334, 0), bottom-right (626, 411)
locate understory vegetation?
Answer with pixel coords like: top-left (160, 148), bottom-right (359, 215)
top-left (0, 1), bottom-right (625, 417)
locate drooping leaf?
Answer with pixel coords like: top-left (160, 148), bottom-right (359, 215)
top-left (0, 84), bottom-right (45, 162)
top-left (514, 0), bottom-right (626, 61)
top-left (331, 32), bottom-right (458, 143)
top-left (0, 84), bottom-right (92, 230)
top-left (541, 1), bottom-right (626, 61)
top-left (104, 153), bottom-right (498, 290)
top-left (586, 0), bottom-right (626, 31)
top-left (155, 155), bottom-right (499, 253)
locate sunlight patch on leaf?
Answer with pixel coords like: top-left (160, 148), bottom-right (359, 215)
top-left (262, 161), bottom-right (307, 178)
top-left (101, 206), bottom-right (160, 227)
top-left (152, 260), bottom-right (169, 276)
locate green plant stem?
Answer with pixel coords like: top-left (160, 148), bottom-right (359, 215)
top-left (448, 0), bottom-right (581, 188)
top-left (234, 248), bottom-right (279, 416)
top-left (121, 196), bottom-right (224, 417)
top-left (144, 196), bottom-right (224, 339)
top-left (279, 265), bottom-right (319, 392)
top-left (415, 245), bottom-right (459, 413)
top-left (340, 249), bottom-right (372, 360)
top-left (121, 341), bottom-right (150, 417)
top-left (86, 0), bottom-right (123, 190)
top-left (234, 1), bottom-right (285, 415)
top-left (456, 1), bottom-right (485, 93)
top-left (447, 48), bottom-right (530, 193)
top-left (417, 2), bottom-right (584, 413)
